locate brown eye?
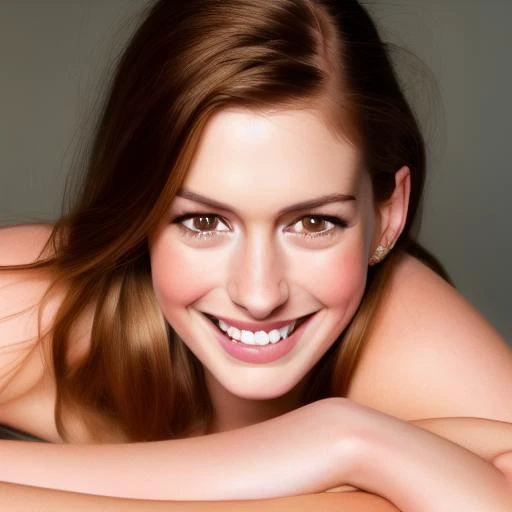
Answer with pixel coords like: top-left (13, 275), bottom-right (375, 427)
top-left (302, 216), bottom-right (327, 233)
top-left (285, 215), bottom-right (346, 239)
top-left (193, 215), bottom-right (219, 231)
top-left (176, 214), bottom-right (230, 236)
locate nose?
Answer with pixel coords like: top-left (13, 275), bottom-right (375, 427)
top-left (227, 232), bottom-right (289, 319)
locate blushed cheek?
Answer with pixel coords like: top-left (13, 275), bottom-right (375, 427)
top-left (305, 245), bottom-right (367, 313)
top-left (150, 237), bottom-right (216, 310)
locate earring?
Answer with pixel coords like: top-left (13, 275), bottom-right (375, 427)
top-left (368, 244), bottom-right (389, 266)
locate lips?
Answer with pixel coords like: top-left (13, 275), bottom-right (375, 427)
top-left (203, 311), bottom-right (317, 364)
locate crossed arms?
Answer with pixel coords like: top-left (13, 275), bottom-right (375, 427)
top-left (1, 399), bottom-right (511, 512)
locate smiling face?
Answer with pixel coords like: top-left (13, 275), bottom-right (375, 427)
top-left (149, 107), bottom-right (379, 415)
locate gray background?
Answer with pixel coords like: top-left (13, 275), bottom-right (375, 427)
top-left (1, 1), bottom-right (510, 341)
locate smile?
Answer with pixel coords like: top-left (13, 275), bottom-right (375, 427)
top-left (201, 311), bottom-right (318, 364)
top-left (203, 313), bottom-right (313, 347)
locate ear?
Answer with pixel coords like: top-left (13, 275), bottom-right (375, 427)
top-left (371, 166), bottom-right (410, 255)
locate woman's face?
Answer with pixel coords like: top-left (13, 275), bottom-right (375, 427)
top-left (149, 108), bottom-right (378, 401)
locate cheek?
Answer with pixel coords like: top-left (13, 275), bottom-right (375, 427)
top-left (296, 237), bottom-right (368, 310)
top-left (325, 249), bottom-right (367, 308)
top-left (150, 234), bottom-right (218, 308)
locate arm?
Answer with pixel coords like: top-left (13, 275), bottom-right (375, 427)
top-left (0, 398), bottom-right (359, 500)
top-left (326, 416), bottom-right (512, 493)
top-left (338, 403), bottom-right (512, 512)
top-left (412, 417), bottom-right (512, 485)
top-left (411, 416), bottom-right (512, 465)
top-left (0, 483), bottom-right (399, 512)
top-left (2, 411), bottom-right (511, 512)
top-left (2, 399), bottom-right (512, 504)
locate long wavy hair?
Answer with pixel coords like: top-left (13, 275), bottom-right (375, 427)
top-left (3, 0), bottom-right (450, 442)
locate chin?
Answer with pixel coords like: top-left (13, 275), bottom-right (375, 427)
top-left (231, 387), bottom-right (288, 401)
top-left (214, 368), bottom-right (307, 402)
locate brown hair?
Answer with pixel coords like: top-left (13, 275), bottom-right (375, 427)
top-left (4, 0), bottom-right (450, 441)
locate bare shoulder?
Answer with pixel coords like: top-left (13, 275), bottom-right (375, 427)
top-left (0, 225), bottom-right (96, 440)
top-left (347, 252), bottom-right (512, 422)
top-left (0, 224), bottom-right (57, 400)
top-left (0, 224), bottom-right (56, 338)
top-left (0, 223), bottom-right (54, 265)
top-left (0, 224), bottom-right (56, 323)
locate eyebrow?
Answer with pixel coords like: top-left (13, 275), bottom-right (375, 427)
top-left (176, 188), bottom-right (356, 216)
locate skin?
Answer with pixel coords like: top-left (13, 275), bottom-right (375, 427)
top-left (149, 107), bottom-right (407, 433)
top-left (0, 483), bottom-right (400, 512)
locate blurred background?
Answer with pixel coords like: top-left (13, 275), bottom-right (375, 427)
top-left (0, 0), bottom-right (510, 341)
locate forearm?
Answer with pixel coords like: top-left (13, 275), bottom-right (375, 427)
top-left (326, 415), bottom-right (512, 494)
top-left (411, 417), bottom-right (512, 462)
top-left (3, 400), bottom-right (512, 508)
top-left (0, 399), bottom-right (348, 500)
top-left (413, 416), bottom-right (512, 484)
top-left (0, 483), bottom-right (399, 512)
top-left (345, 410), bottom-right (512, 512)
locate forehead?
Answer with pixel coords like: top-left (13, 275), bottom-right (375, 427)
top-left (181, 108), bottom-right (365, 214)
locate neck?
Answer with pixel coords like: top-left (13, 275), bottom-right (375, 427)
top-left (204, 370), bottom-right (308, 434)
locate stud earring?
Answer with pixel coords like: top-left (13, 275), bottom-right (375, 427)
top-left (368, 244), bottom-right (389, 266)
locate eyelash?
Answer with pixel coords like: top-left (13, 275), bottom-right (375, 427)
top-left (171, 213), bottom-right (348, 240)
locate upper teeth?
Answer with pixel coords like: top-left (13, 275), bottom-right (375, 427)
top-left (217, 319), bottom-right (297, 346)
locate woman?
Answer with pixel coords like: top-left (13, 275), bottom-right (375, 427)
top-left (1, 0), bottom-right (511, 510)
